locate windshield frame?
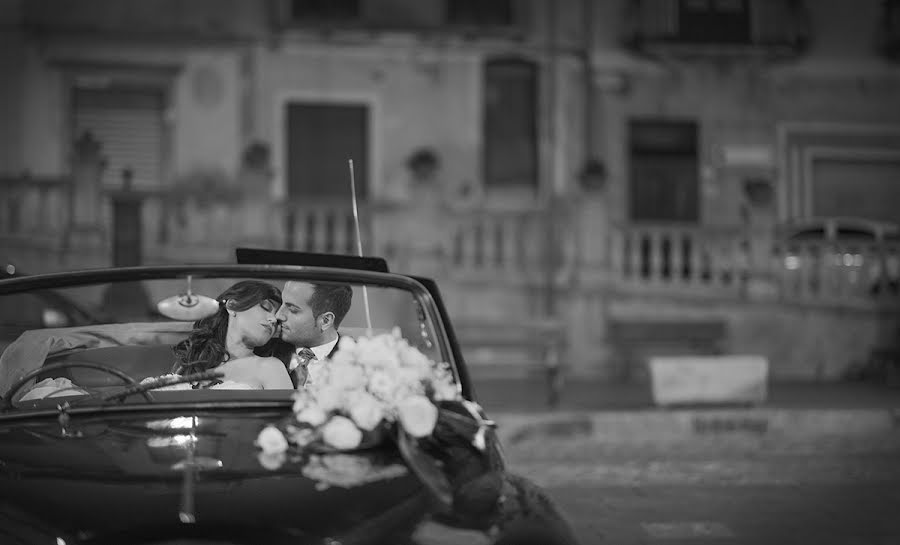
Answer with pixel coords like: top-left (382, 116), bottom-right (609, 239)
top-left (0, 264), bottom-right (466, 409)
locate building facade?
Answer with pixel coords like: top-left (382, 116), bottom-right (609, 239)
top-left (2, 0), bottom-right (900, 381)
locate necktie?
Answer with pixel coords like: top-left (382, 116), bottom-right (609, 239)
top-left (291, 348), bottom-right (317, 388)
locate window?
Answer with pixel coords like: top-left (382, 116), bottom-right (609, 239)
top-left (483, 58), bottom-right (538, 190)
top-left (290, 0), bottom-right (360, 22)
top-left (446, 0), bottom-right (513, 26)
top-left (628, 120), bottom-right (699, 223)
top-left (677, 0), bottom-right (750, 44)
top-left (285, 102), bottom-right (369, 201)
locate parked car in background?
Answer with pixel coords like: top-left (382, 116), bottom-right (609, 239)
top-left (0, 251), bottom-right (579, 545)
top-left (779, 217), bottom-right (900, 295)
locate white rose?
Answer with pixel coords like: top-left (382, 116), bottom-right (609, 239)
top-left (398, 344), bottom-right (431, 370)
top-left (286, 426), bottom-right (316, 447)
top-left (431, 378), bottom-right (460, 401)
top-left (292, 392), bottom-right (313, 413)
top-left (356, 341), bottom-right (401, 369)
top-left (295, 405), bottom-right (327, 427)
top-left (257, 451), bottom-right (286, 471)
top-left (256, 425), bottom-right (289, 455)
top-left (348, 392), bottom-right (386, 431)
top-left (367, 370), bottom-right (400, 403)
top-left (321, 416), bottom-right (363, 450)
top-left (314, 385), bottom-right (346, 412)
top-left (337, 336), bottom-right (358, 354)
top-left (395, 367), bottom-right (427, 393)
top-left (397, 396), bottom-right (439, 438)
top-left (326, 361), bottom-right (367, 390)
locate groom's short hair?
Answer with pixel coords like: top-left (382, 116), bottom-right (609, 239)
top-left (309, 283), bottom-right (353, 327)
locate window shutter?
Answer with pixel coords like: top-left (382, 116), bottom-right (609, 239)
top-left (73, 88), bottom-right (165, 188)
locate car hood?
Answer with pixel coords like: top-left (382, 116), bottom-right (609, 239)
top-left (0, 408), bottom-right (442, 544)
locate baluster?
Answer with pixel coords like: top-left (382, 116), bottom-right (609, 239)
top-left (323, 209), bottom-right (336, 254)
top-left (311, 209), bottom-right (326, 252)
top-left (344, 212), bottom-right (355, 255)
top-left (661, 231), bottom-right (673, 282)
top-left (706, 236), bottom-right (718, 287)
top-left (689, 235), bottom-right (704, 285)
top-left (301, 209), bottom-right (314, 252)
top-left (496, 215), bottom-right (506, 269)
top-left (670, 231), bottom-right (684, 285)
top-left (681, 232), bottom-right (694, 282)
top-left (648, 229), bottom-right (663, 282)
top-left (514, 214), bottom-right (527, 269)
top-left (473, 218), bottom-right (485, 269)
top-left (482, 217), bottom-right (497, 269)
top-left (626, 230), bottom-right (641, 280)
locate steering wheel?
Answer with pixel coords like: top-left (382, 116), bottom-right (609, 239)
top-left (96, 370), bottom-right (225, 404)
top-left (1, 362), bottom-right (153, 410)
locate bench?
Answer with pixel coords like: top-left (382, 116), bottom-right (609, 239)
top-left (454, 318), bottom-right (566, 405)
top-left (608, 319), bottom-right (729, 382)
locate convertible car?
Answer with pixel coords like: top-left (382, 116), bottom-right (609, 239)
top-left (0, 250), bottom-right (578, 545)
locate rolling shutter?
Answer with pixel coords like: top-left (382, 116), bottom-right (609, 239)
top-left (73, 87), bottom-right (165, 188)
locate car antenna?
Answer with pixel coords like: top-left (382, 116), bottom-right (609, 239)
top-left (349, 158), bottom-right (373, 334)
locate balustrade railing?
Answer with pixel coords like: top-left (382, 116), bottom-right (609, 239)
top-left (0, 176), bottom-right (71, 242)
top-left (138, 193), bottom-right (363, 262)
top-left (3, 172), bottom-right (899, 310)
top-left (447, 207), bottom-right (551, 283)
top-left (610, 223), bottom-right (746, 294)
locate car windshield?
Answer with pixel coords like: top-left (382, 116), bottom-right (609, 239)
top-left (0, 267), bottom-right (454, 411)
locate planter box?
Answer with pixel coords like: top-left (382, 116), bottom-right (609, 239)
top-left (649, 355), bottom-right (769, 406)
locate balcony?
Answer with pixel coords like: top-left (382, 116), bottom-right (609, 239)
top-left (623, 0), bottom-right (809, 60)
top-left (272, 0), bottom-right (525, 41)
top-left (4, 174), bottom-right (899, 382)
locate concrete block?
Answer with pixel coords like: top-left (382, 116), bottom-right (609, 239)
top-left (649, 355), bottom-right (768, 406)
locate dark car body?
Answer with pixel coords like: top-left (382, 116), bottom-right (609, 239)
top-left (0, 258), bottom-right (578, 545)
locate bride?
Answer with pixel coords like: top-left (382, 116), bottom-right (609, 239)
top-left (171, 280), bottom-right (293, 390)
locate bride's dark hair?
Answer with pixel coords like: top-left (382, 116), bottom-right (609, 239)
top-left (172, 280), bottom-right (282, 375)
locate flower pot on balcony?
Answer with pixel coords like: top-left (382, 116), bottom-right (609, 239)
top-left (743, 178), bottom-right (773, 208)
top-left (578, 158), bottom-right (607, 192)
top-left (406, 148), bottom-right (440, 183)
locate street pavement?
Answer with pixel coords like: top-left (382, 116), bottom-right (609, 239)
top-left (539, 481), bottom-right (900, 545)
top-left (477, 378), bottom-right (900, 544)
top-left (504, 438), bottom-right (900, 544)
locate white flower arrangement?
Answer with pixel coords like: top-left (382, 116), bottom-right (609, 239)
top-left (301, 454), bottom-right (408, 490)
top-left (256, 328), bottom-right (461, 458)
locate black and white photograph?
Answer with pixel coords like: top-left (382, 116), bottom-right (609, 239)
top-left (1, 1), bottom-right (900, 544)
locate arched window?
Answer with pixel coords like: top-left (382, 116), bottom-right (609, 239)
top-left (483, 57), bottom-right (538, 189)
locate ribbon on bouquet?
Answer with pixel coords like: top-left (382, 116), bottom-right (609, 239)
top-left (394, 400), bottom-right (503, 511)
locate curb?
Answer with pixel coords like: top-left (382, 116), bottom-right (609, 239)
top-left (493, 407), bottom-right (900, 447)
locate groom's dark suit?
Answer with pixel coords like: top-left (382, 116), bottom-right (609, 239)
top-left (264, 335), bottom-right (340, 388)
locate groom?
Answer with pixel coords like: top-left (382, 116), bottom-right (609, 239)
top-left (274, 281), bottom-right (353, 388)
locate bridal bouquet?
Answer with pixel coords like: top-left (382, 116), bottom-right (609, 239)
top-left (256, 328), bottom-right (462, 462)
